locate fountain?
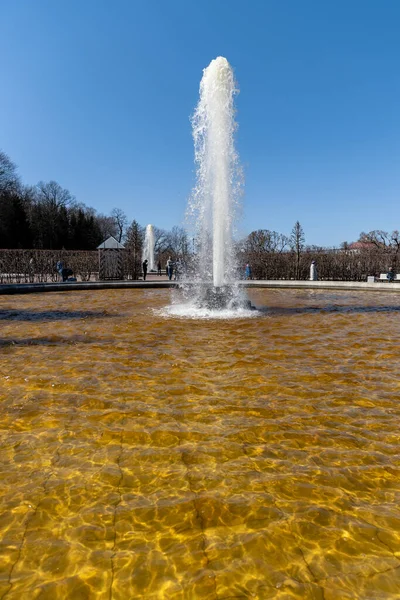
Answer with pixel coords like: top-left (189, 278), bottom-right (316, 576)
top-left (142, 224), bottom-right (155, 271)
top-left (183, 57), bottom-right (253, 312)
top-left (3, 58), bottom-right (398, 600)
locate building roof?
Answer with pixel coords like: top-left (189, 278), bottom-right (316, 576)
top-left (97, 236), bottom-right (125, 249)
top-left (347, 241), bottom-right (376, 250)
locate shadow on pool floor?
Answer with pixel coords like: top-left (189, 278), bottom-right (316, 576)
top-left (259, 304), bottom-right (400, 315)
top-left (0, 309), bottom-right (117, 322)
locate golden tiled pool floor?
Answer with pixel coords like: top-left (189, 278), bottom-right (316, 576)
top-left (1, 289), bottom-right (400, 599)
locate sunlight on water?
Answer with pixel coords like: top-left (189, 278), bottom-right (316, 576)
top-left (1, 288), bottom-right (400, 599)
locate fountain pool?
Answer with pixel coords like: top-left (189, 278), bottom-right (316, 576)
top-left (1, 288), bottom-right (400, 599)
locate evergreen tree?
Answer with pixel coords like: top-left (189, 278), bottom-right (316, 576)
top-left (125, 220), bottom-right (144, 279)
top-left (289, 221), bottom-right (305, 279)
top-left (0, 192), bottom-right (32, 248)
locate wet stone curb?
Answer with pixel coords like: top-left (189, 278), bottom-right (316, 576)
top-left (1, 280), bottom-right (400, 295)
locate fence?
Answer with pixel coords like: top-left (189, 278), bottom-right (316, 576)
top-left (243, 249), bottom-right (395, 282)
top-left (0, 249), bottom-right (142, 284)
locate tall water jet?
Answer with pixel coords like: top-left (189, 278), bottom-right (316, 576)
top-left (190, 56), bottom-right (240, 287)
top-left (142, 224), bottom-right (155, 271)
top-left (184, 56), bottom-right (251, 312)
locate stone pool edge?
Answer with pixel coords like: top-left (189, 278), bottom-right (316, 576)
top-left (1, 280), bottom-right (400, 295)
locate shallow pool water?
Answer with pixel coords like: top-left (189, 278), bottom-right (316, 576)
top-left (1, 288), bottom-right (400, 599)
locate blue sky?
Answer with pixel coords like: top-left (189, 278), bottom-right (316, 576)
top-left (1, 0), bottom-right (399, 247)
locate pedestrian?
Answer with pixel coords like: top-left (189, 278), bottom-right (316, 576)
top-left (157, 260), bottom-right (162, 276)
top-left (142, 259), bottom-right (148, 281)
top-left (166, 256), bottom-right (174, 281)
top-left (56, 260), bottom-right (74, 282)
top-left (175, 258), bottom-right (182, 281)
top-left (56, 260), bottom-right (63, 280)
top-left (245, 263), bottom-right (252, 280)
top-left (310, 260), bottom-right (318, 281)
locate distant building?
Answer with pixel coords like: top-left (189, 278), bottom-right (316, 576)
top-left (97, 236), bottom-right (125, 279)
top-left (346, 241), bottom-right (377, 253)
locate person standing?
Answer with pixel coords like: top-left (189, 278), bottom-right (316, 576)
top-left (245, 263), bottom-right (252, 280)
top-left (309, 260), bottom-right (318, 281)
top-left (166, 256), bottom-right (173, 281)
top-left (175, 258), bottom-right (182, 281)
top-left (142, 259), bottom-right (148, 281)
top-left (56, 260), bottom-right (73, 282)
top-left (157, 260), bottom-right (162, 276)
top-left (387, 266), bottom-right (396, 282)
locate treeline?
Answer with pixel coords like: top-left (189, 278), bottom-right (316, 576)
top-left (0, 151), bottom-right (125, 250)
top-left (2, 149), bottom-right (399, 282)
top-left (2, 223), bottom-right (398, 284)
top-left (240, 246), bottom-right (392, 281)
top-left (0, 150), bottom-right (194, 265)
top-left (1, 244), bottom-right (394, 284)
top-left (240, 222), bottom-right (400, 280)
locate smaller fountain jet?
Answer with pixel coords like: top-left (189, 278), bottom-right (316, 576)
top-left (143, 224), bottom-right (155, 272)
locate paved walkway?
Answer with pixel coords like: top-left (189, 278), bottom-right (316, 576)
top-left (1, 279), bottom-right (400, 295)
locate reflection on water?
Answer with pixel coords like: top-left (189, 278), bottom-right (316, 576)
top-left (1, 288), bottom-right (400, 599)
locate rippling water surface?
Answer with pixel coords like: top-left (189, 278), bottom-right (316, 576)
top-left (1, 288), bottom-right (400, 599)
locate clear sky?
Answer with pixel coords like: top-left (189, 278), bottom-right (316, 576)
top-left (1, 0), bottom-right (399, 247)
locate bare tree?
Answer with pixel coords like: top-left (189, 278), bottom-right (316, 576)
top-left (153, 226), bottom-right (169, 256)
top-left (359, 230), bottom-right (400, 266)
top-left (164, 226), bottom-right (190, 259)
top-left (0, 150), bottom-right (20, 193)
top-left (95, 213), bottom-right (118, 241)
top-left (289, 221), bottom-right (305, 279)
top-left (111, 208), bottom-right (128, 243)
top-left (242, 230), bottom-right (289, 279)
top-left (246, 230), bottom-right (289, 254)
top-left (30, 181), bottom-right (75, 249)
top-left (0, 154), bottom-right (31, 248)
top-left (35, 180), bottom-right (75, 208)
